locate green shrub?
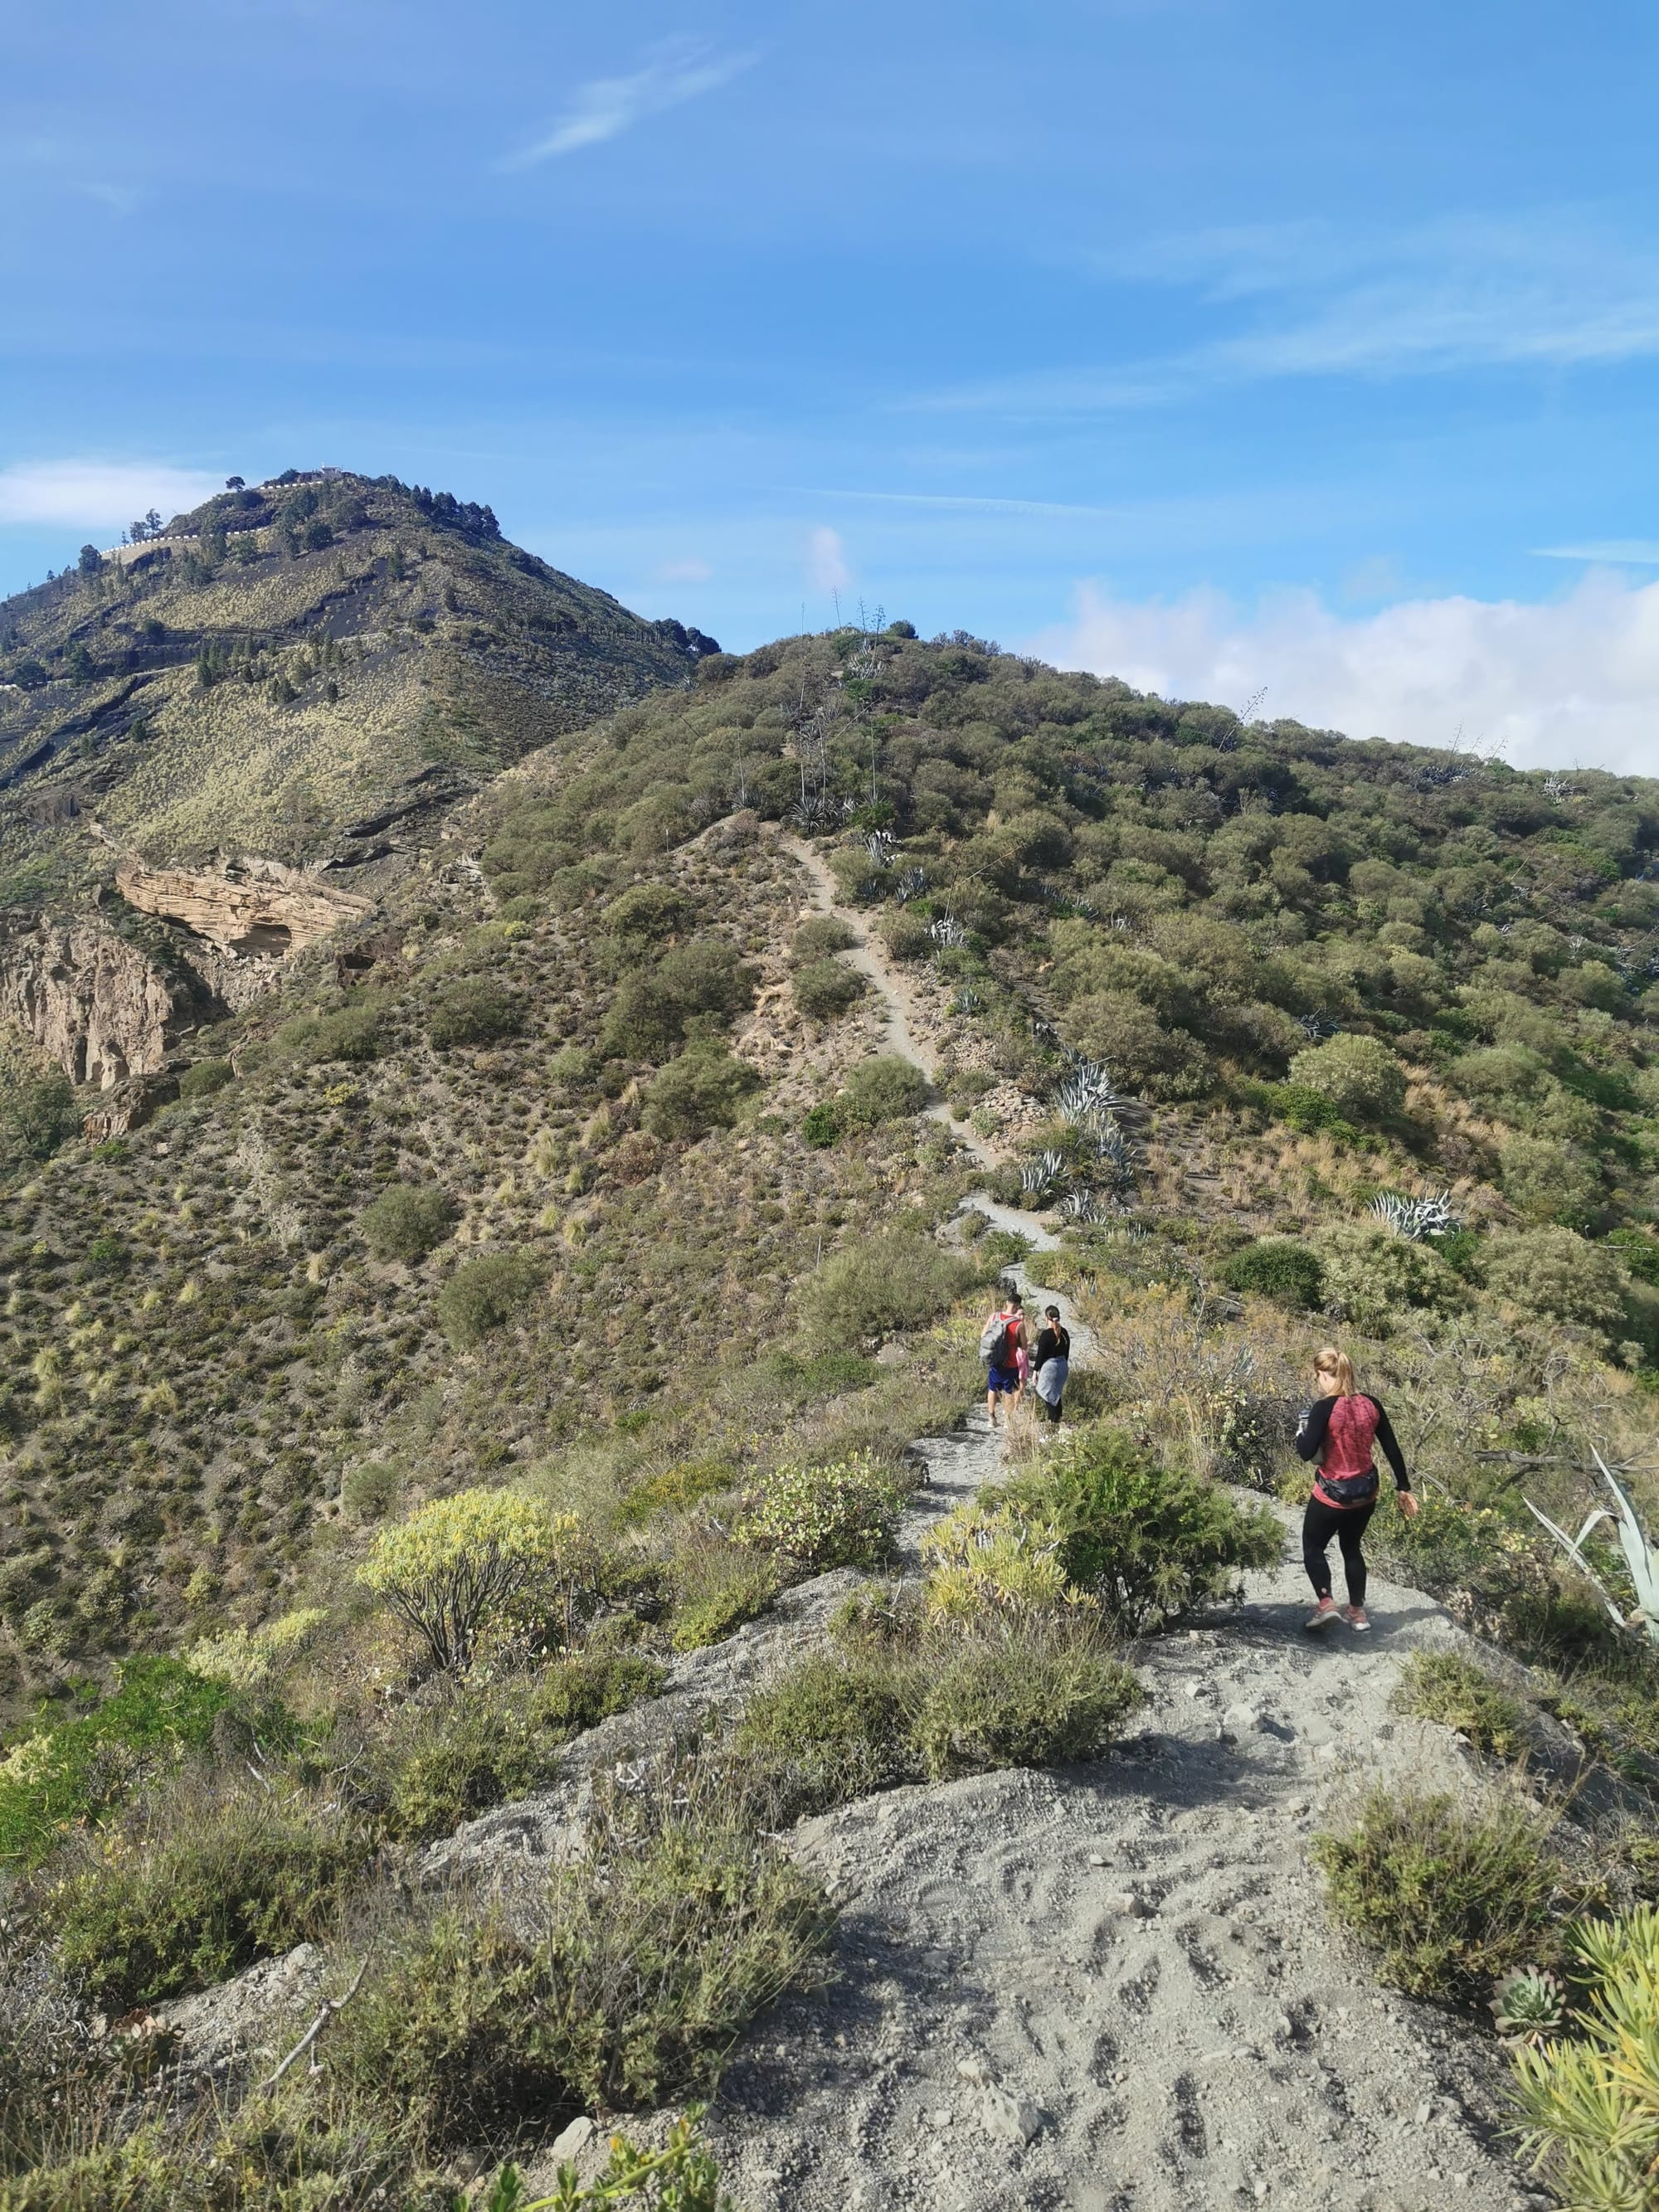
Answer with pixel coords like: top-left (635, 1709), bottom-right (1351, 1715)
top-left (1483, 1226), bottom-right (1629, 1334)
top-left (1287, 1033), bottom-right (1407, 1121)
top-left (1313, 1786), bottom-right (1563, 1999)
top-left (913, 1616), bottom-right (1142, 1781)
top-left (1067, 990), bottom-right (1212, 1101)
top-left (428, 981), bottom-right (523, 1049)
top-left (1317, 1222), bottom-right (1464, 1332)
top-left (735, 1650), bottom-right (917, 1813)
top-left (473, 2112), bottom-right (736, 2212)
top-left (177, 1057), bottom-right (233, 1100)
top-left (603, 883), bottom-right (693, 946)
top-left (374, 1655), bottom-right (664, 1840)
top-left (1499, 1134), bottom-right (1603, 1228)
top-left (669, 1540), bottom-right (780, 1651)
top-left (791, 916), bottom-right (858, 961)
top-left (275, 1006), bottom-right (380, 1063)
top-left (735, 1451), bottom-right (905, 1573)
top-left (1394, 1650), bottom-right (1531, 1762)
top-left (800, 1229), bottom-right (971, 1348)
top-left (1223, 1237), bottom-right (1323, 1309)
top-left (802, 1101), bottom-right (841, 1147)
top-left (791, 959), bottom-right (866, 1019)
top-left (360, 1181), bottom-right (457, 1262)
top-left (1000, 1425), bottom-right (1282, 1629)
top-left (1511, 1904), bottom-right (1659, 2210)
top-left (839, 1054), bottom-right (929, 1126)
top-left (46, 1785), bottom-right (372, 2011)
top-left (342, 1460), bottom-right (401, 1522)
top-left (640, 1043), bottom-right (761, 1142)
top-left (615, 1458), bottom-right (739, 1528)
top-left (655, 937), bottom-right (756, 1019)
top-left (358, 1490), bottom-right (592, 1671)
top-left (331, 1778), bottom-right (830, 2149)
top-left (0, 1658), bottom-right (235, 1868)
top-left (435, 1250), bottom-right (545, 1348)
top-left (0, 1073), bottom-right (75, 1161)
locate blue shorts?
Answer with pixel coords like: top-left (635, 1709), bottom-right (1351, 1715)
top-left (987, 1364), bottom-right (1020, 1394)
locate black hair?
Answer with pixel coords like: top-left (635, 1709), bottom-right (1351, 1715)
top-left (1046, 1305), bottom-right (1060, 1320)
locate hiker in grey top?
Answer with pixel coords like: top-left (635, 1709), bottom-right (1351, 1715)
top-left (979, 1289), bottom-right (1025, 1428)
top-left (1032, 1305), bottom-right (1070, 1426)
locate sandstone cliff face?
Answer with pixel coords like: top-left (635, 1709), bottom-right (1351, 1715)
top-left (115, 858), bottom-right (374, 959)
top-left (0, 916), bottom-right (189, 1089)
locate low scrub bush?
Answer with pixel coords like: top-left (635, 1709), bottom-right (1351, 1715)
top-left (1287, 1033), bottom-right (1407, 1121)
top-left (473, 2109), bottom-right (737, 2212)
top-left (1483, 1226), bottom-right (1630, 1335)
top-left (1000, 1426), bottom-right (1282, 1629)
top-left (358, 1490), bottom-right (595, 1671)
top-left (330, 1772), bottom-right (831, 2149)
top-left (1314, 1786), bottom-right (1564, 2000)
top-left (1394, 1650), bottom-right (1531, 1763)
top-left (640, 1043), bottom-right (760, 1142)
top-left (428, 980), bottom-right (523, 1049)
top-left (43, 1782), bottom-right (372, 2011)
top-left (436, 1249), bottom-right (545, 1347)
top-left (669, 1537), bottom-right (780, 1651)
top-left (371, 1654), bottom-right (664, 1840)
top-left (735, 1451), bottom-right (905, 1574)
top-left (1223, 1237), bottom-right (1323, 1309)
top-left (342, 1458), bottom-right (401, 1522)
top-left (615, 1458), bottom-right (739, 1529)
top-left (1318, 1223), bottom-right (1464, 1333)
top-left (1511, 1903), bottom-right (1659, 2210)
top-left (913, 1615), bottom-right (1142, 1780)
top-left (792, 959), bottom-right (866, 1019)
top-left (800, 1229), bottom-right (972, 1348)
top-left (188, 1606), bottom-right (327, 1692)
top-left (177, 1057), bottom-right (233, 1100)
top-left (275, 1005), bottom-right (380, 1063)
top-left (0, 1657), bottom-right (234, 1868)
top-left (360, 1181), bottom-right (457, 1262)
top-left (839, 1054), bottom-right (928, 1127)
top-left (922, 1502), bottom-right (1077, 1620)
top-left (736, 1651), bottom-right (917, 1812)
top-left (791, 916), bottom-right (857, 961)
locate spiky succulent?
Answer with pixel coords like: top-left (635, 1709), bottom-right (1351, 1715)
top-left (928, 912), bottom-right (968, 948)
top-left (1059, 1189), bottom-right (1107, 1224)
top-left (893, 866), bottom-right (928, 904)
top-left (1296, 1010), bottom-right (1337, 1041)
top-left (863, 829), bottom-right (898, 866)
top-left (1020, 1149), bottom-right (1068, 1200)
top-left (1491, 1966), bottom-right (1567, 2045)
top-left (1370, 1189), bottom-right (1461, 1242)
top-left (951, 987), bottom-right (983, 1014)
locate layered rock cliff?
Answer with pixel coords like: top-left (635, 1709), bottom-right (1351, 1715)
top-left (0, 914), bottom-right (195, 1089)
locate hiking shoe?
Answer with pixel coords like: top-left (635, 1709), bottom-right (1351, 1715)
top-left (1304, 1600), bottom-right (1339, 1631)
top-left (1342, 1606), bottom-right (1372, 1632)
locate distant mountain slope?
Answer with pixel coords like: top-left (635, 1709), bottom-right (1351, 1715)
top-left (0, 469), bottom-right (716, 892)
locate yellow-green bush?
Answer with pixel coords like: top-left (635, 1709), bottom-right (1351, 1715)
top-left (357, 1490), bottom-right (594, 1671)
top-left (735, 1451), bottom-right (905, 1574)
top-left (922, 1503), bottom-right (1077, 1621)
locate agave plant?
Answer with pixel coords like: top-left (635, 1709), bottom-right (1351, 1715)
top-left (1054, 1062), bottom-right (1141, 1126)
top-left (863, 829), bottom-right (898, 867)
top-left (951, 987), bottom-right (983, 1014)
top-left (1059, 1189), bottom-right (1107, 1225)
top-left (1525, 1450), bottom-right (1659, 1646)
top-left (1020, 1149), bottom-right (1068, 1201)
top-left (1491, 1966), bottom-right (1567, 2046)
top-left (928, 912), bottom-right (968, 948)
top-left (1296, 1010), bottom-right (1337, 1041)
top-left (893, 866), bottom-right (928, 904)
top-left (1090, 1119), bottom-right (1137, 1189)
top-left (1370, 1189), bottom-right (1462, 1242)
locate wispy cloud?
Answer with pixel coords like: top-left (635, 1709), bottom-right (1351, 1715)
top-left (928, 211), bottom-right (1659, 415)
top-left (0, 459), bottom-right (222, 530)
top-left (500, 39), bottom-right (757, 169)
top-left (1535, 540), bottom-right (1659, 566)
top-left (654, 557), bottom-right (714, 584)
top-left (1029, 570), bottom-right (1659, 775)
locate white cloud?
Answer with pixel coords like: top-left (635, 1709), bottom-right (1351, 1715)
top-left (1535, 541), bottom-right (1659, 566)
top-left (501, 40), bottom-right (756, 168)
top-left (0, 459), bottom-right (222, 531)
top-left (805, 525), bottom-right (851, 596)
top-left (1029, 571), bottom-right (1659, 776)
top-left (654, 557), bottom-right (714, 584)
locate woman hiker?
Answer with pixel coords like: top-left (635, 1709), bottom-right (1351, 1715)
top-left (1032, 1304), bottom-right (1071, 1427)
top-left (980, 1287), bottom-right (1026, 1428)
top-left (1295, 1345), bottom-right (1418, 1631)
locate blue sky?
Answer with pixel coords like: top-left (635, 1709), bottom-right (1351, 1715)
top-left (5, 0), bottom-right (1659, 767)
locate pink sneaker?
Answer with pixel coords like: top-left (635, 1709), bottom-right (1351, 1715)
top-left (1305, 1599), bottom-right (1339, 1631)
top-left (1342, 1606), bottom-right (1372, 1632)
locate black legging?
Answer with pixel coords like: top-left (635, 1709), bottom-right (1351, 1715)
top-left (1302, 1496), bottom-right (1376, 1606)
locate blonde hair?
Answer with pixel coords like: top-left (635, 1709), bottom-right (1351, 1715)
top-left (1314, 1346), bottom-right (1356, 1396)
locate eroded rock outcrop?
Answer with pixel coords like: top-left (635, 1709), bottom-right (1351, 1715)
top-left (116, 857), bottom-right (374, 960)
top-left (0, 915), bottom-right (192, 1089)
